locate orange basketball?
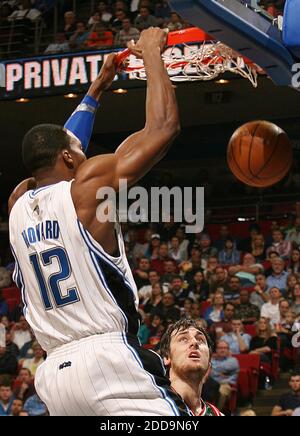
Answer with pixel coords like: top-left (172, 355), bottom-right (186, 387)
top-left (227, 121), bottom-right (293, 188)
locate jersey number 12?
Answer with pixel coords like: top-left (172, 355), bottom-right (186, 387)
top-left (30, 247), bottom-right (80, 310)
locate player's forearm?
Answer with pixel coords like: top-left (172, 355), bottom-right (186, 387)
top-left (87, 79), bottom-right (104, 102)
top-left (143, 48), bottom-right (180, 135)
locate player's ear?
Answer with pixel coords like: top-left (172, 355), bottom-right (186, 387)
top-left (61, 149), bottom-right (75, 169)
top-left (163, 356), bottom-right (171, 368)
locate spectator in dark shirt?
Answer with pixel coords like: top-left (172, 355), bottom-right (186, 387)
top-left (63, 10), bottom-right (76, 39)
top-left (161, 259), bottom-right (178, 287)
top-left (133, 257), bottom-right (151, 289)
top-left (251, 233), bottom-right (267, 263)
top-left (10, 398), bottom-right (23, 416)
top-left (188, 270), bottom-right (209, 302)
top-left (199, 234), bottom-right (218, 263)
top-left (143, 283), bottom-right (164, 317)
top-left (69, 20), bottom-right (89, 50)
top-left (284, 273), bottom-right (299, 301)
top-left (223, 276), bottom-right (241, 305)
top-left (271, 373), bottom-right (300, 416)
top-left (288, 248), bottom-right (300, 274)
top-left (9, 301), bottom-right (23, 323)
top-left (249, 318), bottom-right (278, 365)
top-left (158, 292), bottom-right (181, 323)
top-left (5, 328), bottom-right (19, 359)
top-left (154, 0), bottom-right (171, 25)
top-left (0, 344), bottom-right (18, 376)
top-left (182, 252), bottom-right (204, 285)
top-left (235, 289), bottom-right (260, 324)
top-left (134, 6), bottom-right (158, 31)
top-left (214, 224), bottom-right (231, 251)
top-left (13, 368), bottom-right (35, 402)
top-left (210, 303), bottom-right (235, 340)
top-left (170, 276), bottom-right (189, 307)
top-left (210, 266), bottom-right (229, 294)
top-left (237, 223), bottom-right (261, 253)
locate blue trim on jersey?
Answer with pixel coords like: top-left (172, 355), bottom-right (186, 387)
top-left (121, 332), bottom-right (181, 416)
top-left (77, 220), bottom-right (136, 298)
top-left (86, 247), bottom-right (129, 332)
top-left (29, 185), bottom-right (54, 199)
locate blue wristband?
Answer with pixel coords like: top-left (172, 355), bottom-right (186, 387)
top-left (64, 95), bottom-right (99, 152)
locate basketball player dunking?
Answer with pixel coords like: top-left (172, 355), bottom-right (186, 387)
top-left (8, 28), bottom-right (189, 416)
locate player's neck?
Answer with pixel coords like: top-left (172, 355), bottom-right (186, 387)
top-left (171, 372), bottom-right (203, 413)
top-left (34, 168), bottom-right (74, 189)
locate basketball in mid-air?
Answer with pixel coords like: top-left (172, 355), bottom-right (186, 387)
top-left (227, 121), bottom-right (293, 188)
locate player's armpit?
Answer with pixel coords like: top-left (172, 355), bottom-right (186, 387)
top-left (8, 177), bottom-right (37, 215)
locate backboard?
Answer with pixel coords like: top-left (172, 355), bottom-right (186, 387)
top-left (168, 0), bottom-right (300, 88)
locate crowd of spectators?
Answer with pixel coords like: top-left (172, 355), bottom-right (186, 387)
top-left (43, 0), bottom-right (288, 54)
top-left (0, 0), bottom-right (289, 58)
top-left (1, 212), bottom-right (300, 415)
top-left (44, 1), bottom-right (193, 54)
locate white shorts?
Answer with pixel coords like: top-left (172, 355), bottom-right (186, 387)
top-left (35, 332), bottom-right (188, 416)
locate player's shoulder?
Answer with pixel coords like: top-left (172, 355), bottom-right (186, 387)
top-left (8, 177), bottom-right (36, 216)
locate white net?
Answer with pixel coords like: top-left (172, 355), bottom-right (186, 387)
top-left (125, 41), bottom-right (258, 87)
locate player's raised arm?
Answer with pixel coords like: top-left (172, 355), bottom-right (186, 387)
top-left (73, 27), bottom-right (180, 196)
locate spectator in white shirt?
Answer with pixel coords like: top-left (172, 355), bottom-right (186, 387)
top-left (166, 12), bottom-right (183, 31)
top-left (98, 1), bottom-right (112, 23)
top-left (12, 316), bottom-right (32, 350)
top-left (138, 270), bottom-right (162, 304)
top-left (44, 33), bottom-right (69, 54)
top-left (21, 342), bottom-right (45, 377)
top-left (229, 253), bottom-right (263, 286)
top-left (261, 287), bottom-right (281, 324)
top-left (169, 236), bottom-right (187, 263)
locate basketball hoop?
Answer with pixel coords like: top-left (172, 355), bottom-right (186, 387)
top-left (115, 28), bottom-right (259, 87)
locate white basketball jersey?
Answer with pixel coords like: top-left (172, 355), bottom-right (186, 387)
top-left (9, 181), bottom-right (139, 353)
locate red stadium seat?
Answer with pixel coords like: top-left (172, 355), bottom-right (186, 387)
top-left (5, 297), bottom-right (18, 312)
top-left (229, 385), bottom-right (238, 414)
top-left (234, 354), bottom-right (260, 398)
top-left (200, 301), bottom-right (211, 317)
top-left (1, 287), bottom-right (21, 305)
top-left (244, 324), bottom-right (257, 337)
